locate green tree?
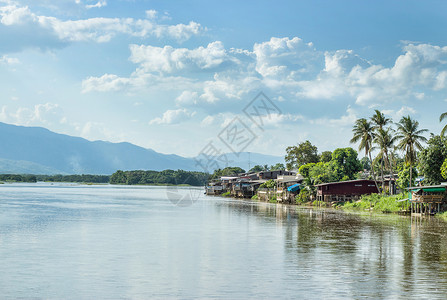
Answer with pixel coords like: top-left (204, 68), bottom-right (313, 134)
top-left (441, 158), bottom-right (447, 180)
top-left (396, 165), bottom-right (418, 190)
top-left (373, 127), bottom-right (397, 192)
top-left (418, 135), bottom-right (447, 185)
top-left (360, 157), bottom-right (371, 170)
top-left (285, 140), bottom-right (319, 170)
top-left (270, 163), bottom-right (285, 171)
top-left (319, 151), bottom-right (332, 163)
top-left (249, 165), bottom-right (264, 173)
top-left (371, 109), bottom-right (392, 131)
top-left (371, 110), bottom-right (392, 189)
top-left (298, 163), bottom-right (316, 178)
top-left (309, 162), bottom-right (336, 184)
top-left (110, 170), bottom-right (126, 184)
top-left (330, 147), bottom-right (362, 181)
top-left (350, 118), bottom-right (379, 190)
top-left (395, 115), bottom-right (428, 187)
top-left (260, 179), bottom-right (276, 189)
top-left (440, 112), bottom-right (447, 136)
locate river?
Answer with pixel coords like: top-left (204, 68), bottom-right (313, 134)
top-left (1, 183), bottom-right (447, 299)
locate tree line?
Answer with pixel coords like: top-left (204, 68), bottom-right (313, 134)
top-left (0, 174), bottom-right (37, 183)
top-left (110, 169), bottom-right (209, 186)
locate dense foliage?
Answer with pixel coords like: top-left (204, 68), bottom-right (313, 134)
top-left (342, 193), bottom-right (407, 213)
top-left (418, 135), bottom-right (447, 185)
top-left (0, 174), bottom-right (37, 182)
top-left (210, 167), bottom-right (245, 180)
top-left (36, 174), bottom-right (110, 183)
top-left (110, 169), bottom-right (209, 186)
top-left (259, 179), bottom-right (276, 189)
top-left (285, 140), bottom-right (319, 170)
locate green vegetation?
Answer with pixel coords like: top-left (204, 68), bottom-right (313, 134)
top-left (110, 169), bottom-right (208, 186)
top-left (251, 194), bottom-right (259, 200)
top-left (341, 193), bottom-right (407, 213)
top-left (285, 140), bottom-right (319, 170)
top-left (295, 188), bottom-right (311, 204)
top-left (259, 179), bottom-right (276, 189)
top-left (0, 174), bottom-right (37, 183)
top-left (395, 116), bottom-right (428, 188)
top-left (418, 135), bottom-right (447, 185)
top-left (36, 174), bottom-right (110, 183)
top-left (221, 191), bottom-right (231, 197)
top-left (210, 167), bottom-right (245, 180)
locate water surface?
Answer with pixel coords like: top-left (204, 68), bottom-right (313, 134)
top-left (1, 183), bottom-right (447, 299)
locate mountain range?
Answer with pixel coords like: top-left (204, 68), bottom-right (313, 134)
top-left (0, 122), bottom-right (284, 175)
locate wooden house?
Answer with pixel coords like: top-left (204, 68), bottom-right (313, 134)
top-left (408, 184), bottom-right (447, 215)
top-left (316, 179), bottom-right (379, 203)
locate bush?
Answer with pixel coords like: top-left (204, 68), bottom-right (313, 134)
top-left (221, 191), bottom-right (231, 197)
top-left (296, 189), bottom-right (310, 204)
top-left (251, 195), bottom-right (259, 200)
top-left (341, 193), bottom-right (407, 213)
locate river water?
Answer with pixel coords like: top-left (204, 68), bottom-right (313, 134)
top-left (1, 183), bottom-right (447, 299)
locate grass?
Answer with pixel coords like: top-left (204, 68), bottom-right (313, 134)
top-left (437, 211), bottom-right (447, 220)
top-left (341, 193), bottom-right (408, 213)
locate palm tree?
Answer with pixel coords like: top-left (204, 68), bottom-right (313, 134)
top-left (371, 110), bottom-right (392, 189)
top-left (373, 128), bottom-right (397, 193)
top-left (395, 116), bottom-right (428, 188)
top-left (371, 109), bottom-right (392, 130)
top-left (440, 112), bottom-right (447, 136)
top-left (350, 118), bottom-right (379, 191)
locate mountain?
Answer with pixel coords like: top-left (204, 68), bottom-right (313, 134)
top-left (0, 122), bottom-right (284, 175)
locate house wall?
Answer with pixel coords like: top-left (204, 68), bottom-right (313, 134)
top-left (318, 180), bottom-right (378, 196)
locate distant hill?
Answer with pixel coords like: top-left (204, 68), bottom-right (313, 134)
top-left (0, 122), bottom-right (284, 175)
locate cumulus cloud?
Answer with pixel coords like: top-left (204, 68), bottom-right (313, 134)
top-left (0, 2), bottom-right (204, 51)
top-left (0, 102), bottom-right (66, 126)
top-left (129, 41), bottom-right (230, 74)
top-left (82, 74), bottom-right (132, 93)
top-left (253, 36), bottom-right (320, 78)
top-left (149, 108), bottom-right (196, 125)
top-left (299, 43), bottom-right (447, 105)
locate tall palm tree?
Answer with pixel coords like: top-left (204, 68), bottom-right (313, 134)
top-left (350, 118), bottom-right (379, 191)
top-left (371, 110), bottom-right (392, 188)
top-left (395, 116), bottom-right (428, 188)
top-left (371, 109), bottom-right (392, 130)
top-left (374, 128), bottom-right (397, 193)
top-left (440, 112), bottom-right (447, 136)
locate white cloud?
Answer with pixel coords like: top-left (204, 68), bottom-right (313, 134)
top-left (311, 106), bottom-right (357, 127)
top-left (129, 41), bottom-right (229, 74)
top-left (253, 37), bottom-right (320, 78)
top-left (149, 108), bottom-right (196, 125)
top-left (176, 91), bottom-right (198, 105)
top-left (0, 3), bottom-right (204, 48)
top-left (0, 102), bottom-right (65, 126)
top-left (82, 74), bottom-right (132, 93)
top-left (0, 54), bottom-right (19, 64)
top-left (85, 0), bottom-right (106, 9)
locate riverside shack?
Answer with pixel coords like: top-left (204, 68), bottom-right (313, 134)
top-left (408, 184), bottom-right (447, 215)
top-left (316, 179), bottom-right (379, 203)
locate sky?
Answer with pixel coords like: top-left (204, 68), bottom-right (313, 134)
top-left (0, 0), bottom-right (447, 159)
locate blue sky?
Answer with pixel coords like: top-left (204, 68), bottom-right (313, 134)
top-left (0, 0), bottom-right (446, 158)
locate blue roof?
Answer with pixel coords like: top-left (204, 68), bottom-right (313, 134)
top-left (287, 183), bottom-right (301, 192)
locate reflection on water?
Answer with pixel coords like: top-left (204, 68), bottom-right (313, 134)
top-left (1, 183), bottom-right (447, 298)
